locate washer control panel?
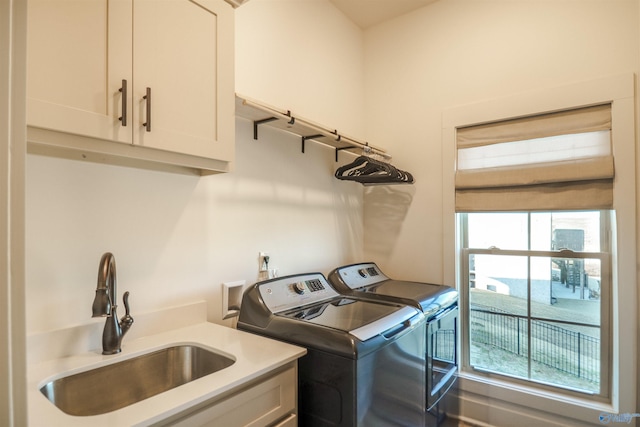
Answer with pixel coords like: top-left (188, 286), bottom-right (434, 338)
top-left (292, 281), bottom-right (307, 295)
top-left (333, 262), bottom-right (389, 289)
top-left (259, 273), bottom-right (338, 313)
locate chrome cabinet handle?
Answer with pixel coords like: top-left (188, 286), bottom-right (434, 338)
top-left (118, 79), bottom-right (127, 126)
top-left (142, 87), bottom-right (151, 132)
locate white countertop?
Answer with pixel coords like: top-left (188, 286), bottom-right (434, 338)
top-left (28, 321), bottom-right (306, 427)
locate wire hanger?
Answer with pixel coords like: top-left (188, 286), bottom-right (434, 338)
top-left (334, 146), bottom-right (414, 185)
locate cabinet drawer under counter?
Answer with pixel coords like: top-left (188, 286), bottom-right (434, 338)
top-left (156, 362), bottom-right (298, 427)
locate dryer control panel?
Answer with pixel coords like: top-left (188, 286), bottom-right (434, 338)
top-left (258, 273), bottom-right (338, 314)
top-left (332, 262), bottom-right (389, 290)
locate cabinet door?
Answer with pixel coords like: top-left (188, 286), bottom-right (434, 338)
top-left (27, 0), bottom-right (133, 144)
top-left (164, 365), bottom-right (297, 427)
top-left (133, 0), bottom-right (234, 161)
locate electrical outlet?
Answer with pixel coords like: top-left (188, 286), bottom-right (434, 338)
top-left (222, 280), bottom-right (245, 320)
top-left (259, 251), bottom-right (270, 272)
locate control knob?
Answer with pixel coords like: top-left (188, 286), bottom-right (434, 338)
top-left (292, 282), bottom-right (306, 295)
top-left (358, 269), bottom-right (368, 278)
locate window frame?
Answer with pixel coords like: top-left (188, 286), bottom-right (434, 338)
top-left (441, 73), bottom-right (636, 423)
top-left (459, 211), bottom-right (612, 401)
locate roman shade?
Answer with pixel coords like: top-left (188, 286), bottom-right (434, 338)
top-left (455, 104), bottom-right (613, 212)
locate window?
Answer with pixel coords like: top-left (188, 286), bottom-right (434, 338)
top-left (455, 104), bottom-right (614, 398)
top-left (443, 74), bottom-right (636, 422)
top-left (460, 211), bottom-right (610, 397)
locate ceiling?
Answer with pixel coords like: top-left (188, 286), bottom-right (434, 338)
top-left (329, 0), bottom-right (438, 29)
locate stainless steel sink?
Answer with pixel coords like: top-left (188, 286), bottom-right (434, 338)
top-left (40, 344), bottom-right (235, 416)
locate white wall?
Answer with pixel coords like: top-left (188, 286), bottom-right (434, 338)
top-left (25, 0), bottom-right (365, 334)
top-left (362, 0), bottom-right (639, 425)
top-left (363, 0), bottom-right (639, 282)
top-left (235, 0), bottom-right (365, 138)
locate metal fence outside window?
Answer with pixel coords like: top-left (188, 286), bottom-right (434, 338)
top-left (470, 305), bottom-right (600, 383)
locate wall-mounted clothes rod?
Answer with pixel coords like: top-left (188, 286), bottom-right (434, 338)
top-left (235, 94), bottom-right (390, 162)
top-left (235, 94), bottom-right (414, 186)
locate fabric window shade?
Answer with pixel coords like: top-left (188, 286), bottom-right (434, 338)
top-left (455, 104), bottom-right (613, 212)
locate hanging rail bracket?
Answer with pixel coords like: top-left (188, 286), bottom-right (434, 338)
top-left (253, 117), bottom-right (278, 140)
top-left (301, 134), bottom-right (324, 153)
top-left (253, 110), bottom-right (294, 140)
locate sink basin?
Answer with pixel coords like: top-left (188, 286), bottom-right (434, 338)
top-left (39, 344), bottom-right (235, 416)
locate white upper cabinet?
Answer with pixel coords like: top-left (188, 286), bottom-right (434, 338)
top-left (27, 0), bottom-right (235, 173)
top-left (132, 0), bottom-right (234, 160)
top-left (27, 0), bottom-right (132, 144)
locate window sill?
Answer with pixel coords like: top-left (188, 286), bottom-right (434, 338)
top-left (453, 371), bottom-right (616, 426)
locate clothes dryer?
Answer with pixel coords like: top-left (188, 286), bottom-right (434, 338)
top-left (328, 262), bottom-right (458, 413)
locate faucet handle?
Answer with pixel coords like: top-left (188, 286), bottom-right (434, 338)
top-left (120, 291), bottom-right (134, 330)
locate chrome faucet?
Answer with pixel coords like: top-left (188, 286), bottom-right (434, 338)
top-left (91, 252), bottom-right (133, 355)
